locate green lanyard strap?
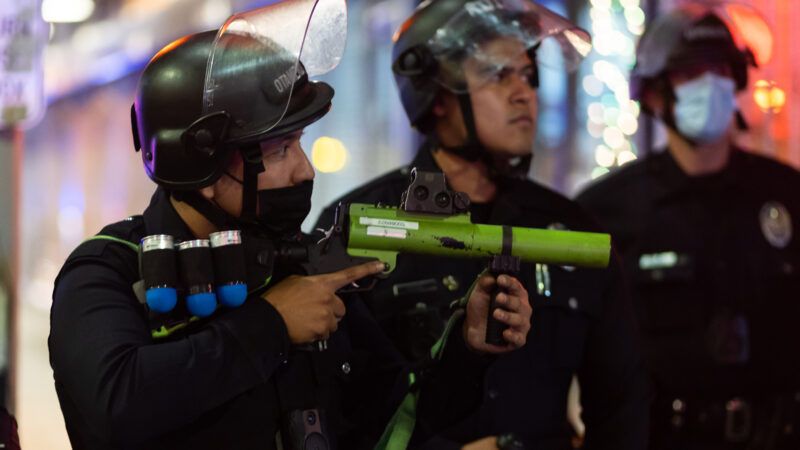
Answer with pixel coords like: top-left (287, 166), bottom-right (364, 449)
top-left (374, 273), bottom-right (480, 450)
top-left (87, 234), bottom-right (139, 252)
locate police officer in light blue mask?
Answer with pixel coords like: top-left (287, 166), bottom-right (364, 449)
top-left (628, 2), bottom-right (752, 157)
top-left (576, 2), bottom-right (800, 450)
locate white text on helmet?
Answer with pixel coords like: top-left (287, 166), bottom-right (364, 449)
top-left (273, 64), bottom-right (307, 94)
top-left (684, 26), bottom-right (730, 43)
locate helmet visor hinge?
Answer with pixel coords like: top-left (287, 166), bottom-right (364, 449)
top-left (393, 46), bottom-right (436, 77)
top-left (181, 112), bottom-right (231, 157)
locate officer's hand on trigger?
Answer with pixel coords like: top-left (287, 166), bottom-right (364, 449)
top-left (263, 261), bottom-right (386, 344)
top-left (464, 274), bottom-right (531, 354)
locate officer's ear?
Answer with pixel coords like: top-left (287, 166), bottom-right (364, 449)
top-left (199, 185), bottom-right (215, 201)
top-left (432, 90), bottom-right (464, 123)
top-left (432, 91), bottom-right (449, 118)
top-left (199, 151), bottom-right (244, 201)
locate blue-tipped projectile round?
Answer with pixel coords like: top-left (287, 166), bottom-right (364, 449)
top-left (145, 287), bottom-right (178, 313)
top-left (186, 292), bottom-right (218, 317)
top-left (218, 283), bottom-right (248, 308)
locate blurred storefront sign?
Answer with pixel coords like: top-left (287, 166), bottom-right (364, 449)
top-left (0, 126), bottom-right (20, 411)
top-left (1, 0), bottom-right (46, 130)
top-left (43, 0), bottom-right (235, 102)
top-left (1, 0), bottom-right (44, 414)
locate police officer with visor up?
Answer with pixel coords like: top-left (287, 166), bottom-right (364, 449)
top-left (317, 0), bottom-right (649, 448)
top-left (576, 2), bottom-right (800, 449)
top-left (48, 1), bottom-right (533, 448)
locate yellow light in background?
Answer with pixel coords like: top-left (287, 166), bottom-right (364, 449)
top-left (42, 0), bottom-right (95, 23)
top-left (311, 136), bottom-right (349, 173)
top-left (753, 80), bottom-right (786, 114)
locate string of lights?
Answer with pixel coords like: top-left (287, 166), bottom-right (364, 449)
top-left (580, 0), bottom-right (646, 180)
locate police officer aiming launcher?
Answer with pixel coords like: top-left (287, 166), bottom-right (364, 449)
top-left (48, 1), bottom-right (533, 448)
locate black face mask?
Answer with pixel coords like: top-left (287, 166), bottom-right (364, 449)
top-left (255, 179), bottom-right (313, 238)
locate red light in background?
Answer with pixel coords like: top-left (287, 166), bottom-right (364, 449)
top-left (725, 3), bottom-right (773, 65)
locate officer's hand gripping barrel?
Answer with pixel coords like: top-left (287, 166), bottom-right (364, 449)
top-left (300, 170), bottom-right (611, 345)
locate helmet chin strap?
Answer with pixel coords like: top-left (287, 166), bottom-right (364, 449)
top-left (439, 93), bottom-right (484, 163)
top-left (239, 145), bottom-right (265, 223)
top-left (734, 109), bottom-right (748, 131)
top-left (172, 145), bottom-right (266, 232)
top-left (178, 192), bottom-right (236, 230)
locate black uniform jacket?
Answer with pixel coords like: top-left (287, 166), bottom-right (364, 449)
top-left (576, 149), bottom-right (800, 400)
top-left (315, 145), bottom-right (649, 450)
top-left (50, 188), bottom-right (488, 450)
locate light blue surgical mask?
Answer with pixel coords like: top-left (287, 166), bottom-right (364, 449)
top-left (673, 72), bottom-right (737, 144)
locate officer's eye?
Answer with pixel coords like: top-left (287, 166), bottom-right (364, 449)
top-left (491, 67), bottom-right (514, 83)
top-left (262, 144), bottom-right (289, 161)
top-left (260, 132), bottom-right (303, 162)
top-left (522, 67), bottom-right (537, 85)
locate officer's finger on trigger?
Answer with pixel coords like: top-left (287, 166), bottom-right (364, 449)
top-left (325, 261), bottom-right (384, 290)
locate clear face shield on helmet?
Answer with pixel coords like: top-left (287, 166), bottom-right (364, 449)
top-left (201, 0), bottom-right (347, 143)
top-left (426, 0), bottom-right (592, 93)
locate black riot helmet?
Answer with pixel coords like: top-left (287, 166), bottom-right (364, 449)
top-left (391, 0), bottom-right (591, 131)
top-left (630, 2), bottom-right (765, 104)
top-left (390, 0), bottom-right (590, 175)
top-left (132, 0), bottom-right (346, 192)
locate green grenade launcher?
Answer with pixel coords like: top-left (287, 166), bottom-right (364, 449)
top-left (288, 169), bottom-right (610, 345)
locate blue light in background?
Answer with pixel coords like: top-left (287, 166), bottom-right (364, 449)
top-left (536, 0), bottom-right (569, 150)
